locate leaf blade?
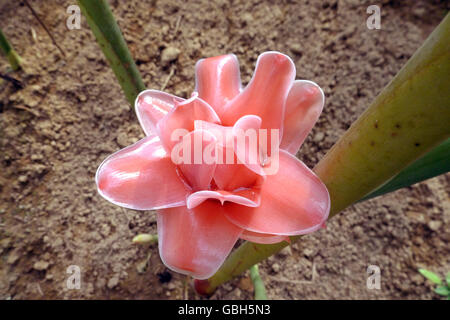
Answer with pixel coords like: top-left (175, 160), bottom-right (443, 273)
top-left (419, 268), bottom-right (442, 285)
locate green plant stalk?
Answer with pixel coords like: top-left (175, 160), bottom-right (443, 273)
top-left (362, 138), bottom-right (450, 200)
top-left (77, 0), bottom-right (145, 105)
top-left (250, 264), bottom-right (267, 300)
top-left (0, 28), bottom-right (22, 70)
top-left (195, 13), bottom-right (450, 295)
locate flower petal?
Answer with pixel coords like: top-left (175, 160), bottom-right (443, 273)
top-left (223, 150), bottom-right (330, 236)
top-left (172, 129), bottom-right (217, 191)
top-left (221, 51), bottom-right (296, 135)
top-left (186, 189), bottom-right (261, 209)
top-left (280, 80), bottom-right (325, 154)
top-left (214, 162), bottom-right (261, 191)
top-left (194, 120), bottom-right (264, 191)
top-left (240, 230), bottom-right (290, 244)
top-left (157, 201), bottom-right (243, 279)
top-left (135, 90), bottom-right (183, 136)
top-left (194, 54), bottom-right (242, 118)
top-left (96, 135), bottom-right (190, 210)
top-left (157, 93), bottom-right (221, 152)
top-left (232, 115), bottom-right (265, 176)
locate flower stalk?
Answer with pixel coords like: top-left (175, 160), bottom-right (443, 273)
top-left (77, 0), bottom-right (145, 106)
top-left (0, 28), bottom-right (22, 71)
top-left (195, 13), bottom-right (450, 295)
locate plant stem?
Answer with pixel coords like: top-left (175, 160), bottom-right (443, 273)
top-left (195, 13), bottom-right (450, 296)
top-left (250, 264), bottom-right (268, 300)
top-left (0, 28), bottom-right (22, 71)
top-left (77, 0), bottom-right (145, 106)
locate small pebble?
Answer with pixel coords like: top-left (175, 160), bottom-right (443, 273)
top-left (33, 260), bottom-right (49, 271)
top-left (428, 220), bottom-right (442, 231)
top-left (289, 43), bottom-right (303, 55)
top-left (161, 47), bottom-right (180, 65)
top-left (272, 263), bottom-right (281, 273)
top-left (107, 276), bottom-right (119, 289)
top-left (314, 132), bottom-right (325, 142)
top-left (116, 133), bottom-right (129, 148)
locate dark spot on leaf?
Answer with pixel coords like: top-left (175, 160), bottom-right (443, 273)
top-left (370, 141), bottom-right (375, 146)
top-left (374, 121), bottom-right (379, 129)
top-left (414, 142), bottom-right (421, 147)
top-left (395, 123), bottom-right (401, 129)
top-left (391, 132), bottom-right (398, 137)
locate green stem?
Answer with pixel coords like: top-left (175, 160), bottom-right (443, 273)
top-left (0, 28), bottom-right (22, 71)
top-left (362, 138), bottom-right (450, 200)
top-left (250, 264), bottom-right (268, 300)
top-left (195, 13), bottom-right (450, 295)
top-left (77, 0), bottom-right (145, 106)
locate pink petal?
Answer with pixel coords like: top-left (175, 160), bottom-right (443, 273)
top-left (96, 135), bottom-right (190, 210)
top-left (214, 162), bottom-right (262, 191)
top-left (172, 130), bottom-right (217, 191)
top-left (194, 54), bottom-right (242, 118)
top-left (280, 80), bottom-right (325, 154)
top-left (221, 51), bottom-right (296, 136)
top-left (232, 115), bottom-right (265, 176)
top-left (186, 189), bottom-right (261, 209)
top-left (157, 201), bottom-right (243, 279)
top-left (156, 93), bottom-right (221, 152)
top-left (224, 150), bottom-right (330, 236)
top-left (194, 120), bottom-right (264, 191)
top-left (135, 90), bottom-right (183, 136)
top-left (240, 230), bottom-right (290, 244)
top-left (194, 120), bottom-right (233, 147)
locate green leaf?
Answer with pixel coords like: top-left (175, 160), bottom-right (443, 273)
top-left (362, 138), bottom-right (450, 200)
top-left (250, 264), bottom-right (268, 300)
top-left (446, 272), bottom-right (450, 287)
top-left (77, 0), bottom-right (145, 106)
top-left (0, 28), bottom-right (22, 70)
top-left (434, 286), bottom-right (449, 296)
top-left (419, 269), bottom-right (442, 285)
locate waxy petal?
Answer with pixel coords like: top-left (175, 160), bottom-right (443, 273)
top-left (194, 120), bottom-right (233, 147)
top-left (280, 80), bottom-right (325, 154)
top-left (194, 119), bottom-right (264, 191)
top-left (187, 189), bottom-right (261, 209)
top-left (157, 93), bottom-right (221, 152)
top-left (135, 90), bottom-right (183, 136)
top-left (195, 54), bottom-right (242, 118)
top-left (240, 230), bottom-right (290, 244)
top-left (96, 135), bottom-right (190, 210)
top-left (172, 130), bottom-right (217, 191)
top-left (157, 201), bottom-right (243, 279)
top-left (195, 115), bottom-right (263, 173)
top-left (232, 115), bottom-right (265, 176)
top-left (224, 150), bottom-right (330, 236)
top-left (214, 162), bottom-right (261, 191)
top-left (221, 51), bottom-right (296, 135)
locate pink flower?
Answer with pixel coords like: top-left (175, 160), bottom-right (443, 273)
top-left (96, 52), bottom-right (330, 279)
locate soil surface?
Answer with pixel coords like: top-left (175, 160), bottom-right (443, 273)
top-left (0, 0), bottom-right (449, 300)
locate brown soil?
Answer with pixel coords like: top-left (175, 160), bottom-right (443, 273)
top-left (0, 0), bottom-right (449, 300)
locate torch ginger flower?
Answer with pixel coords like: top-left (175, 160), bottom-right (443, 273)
top-left (96, 52), bottom-right (330, 279)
